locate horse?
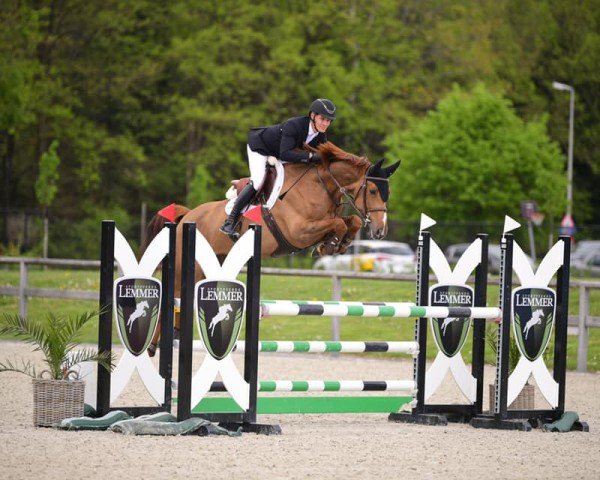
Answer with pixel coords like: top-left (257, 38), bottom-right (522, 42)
top-left (441, 317), bottom-right (458, 336)
top-left (523, 309), bottom-right (544, 340)
top-left (144, 141), bottom-right (401, 355)
top-left (208, 304), bottom-right (233, 336)
top-left (126, 300), bottom-right (149, 333)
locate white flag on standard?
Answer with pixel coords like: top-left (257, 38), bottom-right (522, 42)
top-left (503, 215), bottom-right (521, 235)
top-left (420, 213), bottom-right (437, 232)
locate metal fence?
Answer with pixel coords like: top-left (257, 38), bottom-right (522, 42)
top-left (1, 256), bottom-right (599, 372)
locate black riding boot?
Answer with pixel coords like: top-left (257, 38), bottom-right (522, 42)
top-left (220, 182), bottom-right (257, 240)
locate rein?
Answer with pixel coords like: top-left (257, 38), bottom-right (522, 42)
top-left (278, 164), bottom-right (315, 201)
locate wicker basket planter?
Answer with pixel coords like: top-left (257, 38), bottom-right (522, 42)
top-left (488, 383), bottom-right (535, 412)
top-left (32, 378), bottom-right (85, 427)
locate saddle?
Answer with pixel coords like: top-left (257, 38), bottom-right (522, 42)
top-left (230, 165), bottom-right (278, 205)
top-left (225, 160), bottom-right (302, 256)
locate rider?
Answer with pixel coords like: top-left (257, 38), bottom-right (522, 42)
top-left (220, 98), bottom-right (336, 239)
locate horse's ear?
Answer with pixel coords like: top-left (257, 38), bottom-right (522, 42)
top-left (383, 160), bottom-right (401, 178)
top-left (368, 158), bottom-right (384, 176)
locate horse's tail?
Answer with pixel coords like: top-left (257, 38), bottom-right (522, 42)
top-left (142, 203), bottom-right (190, 253)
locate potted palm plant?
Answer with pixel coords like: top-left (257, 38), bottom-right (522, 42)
top-left (0, 311), bottom-right (114, 427)
top-left (486, 326), bottom-right (535, 411)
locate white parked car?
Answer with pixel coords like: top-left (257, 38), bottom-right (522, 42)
top-left (313, 240), bottom-right (416, 273)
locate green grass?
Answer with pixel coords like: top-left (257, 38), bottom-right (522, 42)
top-left (1, 265), bottom-right (599, 371)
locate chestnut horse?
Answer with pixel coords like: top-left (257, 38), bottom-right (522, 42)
top-left (145, 142), bottom-right (400, 355)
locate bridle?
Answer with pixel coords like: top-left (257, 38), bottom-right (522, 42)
top-left (355, 174), bottom-right (388, 226)
top-left (317, 163), bottom-right (388, 227)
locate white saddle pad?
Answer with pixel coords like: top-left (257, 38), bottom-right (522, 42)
top-left (225, 159), bottom-right (285, 215)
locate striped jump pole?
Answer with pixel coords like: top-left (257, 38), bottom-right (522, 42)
top-left (209, 380), bottom-right (416, 393)
top-left (187, 340), bottom-right (419, 356)
top-left (260, 300), bottom-right (501, 320)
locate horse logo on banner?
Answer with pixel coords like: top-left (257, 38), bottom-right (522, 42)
top-left (513, 287), bottom-right (555, 362)
top-left (195, 280), bottom-right (245, 360)
top-left (115, 278), bottom-right (160, 356)
top-left (430, 284), bottom-right (474, 358)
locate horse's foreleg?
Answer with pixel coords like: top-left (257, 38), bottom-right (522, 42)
top-left (336, 216), bottom-right (363, 254)
top-left (314, 218), bottom-right (349, 256)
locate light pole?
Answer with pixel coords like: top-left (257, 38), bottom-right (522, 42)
top-left (552, 81), bottom-right (575, 217)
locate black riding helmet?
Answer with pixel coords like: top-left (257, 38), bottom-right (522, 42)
top-left (309, 98), bottom-right (336, 120)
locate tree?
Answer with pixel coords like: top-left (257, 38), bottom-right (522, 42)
top-left (0, 2), bottom-right (42, 244)
top-left (35, 139), bottom-right (60, 257)
top-left (2, 0), bottom-right (599, 256)
top-left (384, 84), bottom-right (566, 225)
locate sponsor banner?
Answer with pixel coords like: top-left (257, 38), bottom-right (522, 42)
top-left (114, 276), bottom-right (161, 356)
top-left (195, 279), bottom-right (246, 360)
top-left (512, 287), bottom-right (556, 362)
top-left (429, 284), bottom-right (473, 357)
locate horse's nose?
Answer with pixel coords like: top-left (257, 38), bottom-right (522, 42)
top-left (371, 228), bottom-right (385, 240)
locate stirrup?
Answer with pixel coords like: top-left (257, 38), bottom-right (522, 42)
top-left (220, 221), bottom-right (241, 241)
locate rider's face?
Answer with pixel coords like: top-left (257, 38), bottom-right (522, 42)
top-left (312, 113), bottom-right (332, 133)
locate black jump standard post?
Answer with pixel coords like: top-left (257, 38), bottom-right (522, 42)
top-left (176, 222), bottom-right (196, 422)
top-left (96, 220), bottom-right (176, 417)
top-left (96, 220), bottom-right (115, 416)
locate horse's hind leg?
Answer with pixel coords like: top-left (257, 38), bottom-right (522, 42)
top-left (148, 318), bottom-right (161, 357)
top-left (147, 310), bottom-right (181, 357)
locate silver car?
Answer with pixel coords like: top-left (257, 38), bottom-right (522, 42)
top-left (445, 243), bottom-right (533, 274)
top-left (313, 240), bottom-right (416, 273)
top-left (571, 240), bottom-right (600, 276)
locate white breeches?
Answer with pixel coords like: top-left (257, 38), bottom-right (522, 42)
top-left (247, 145), bottom-right (268, 190)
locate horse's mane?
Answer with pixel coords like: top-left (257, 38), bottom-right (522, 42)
top-left (314, 142), bottom-right (370, 169)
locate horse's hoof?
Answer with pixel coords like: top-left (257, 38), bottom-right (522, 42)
top-left (320, 242), bottom-right (337, 256)
top-left (337, 239), bottom-right (352, 255)
top-left (147, 344), bottom-right (157, 357)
